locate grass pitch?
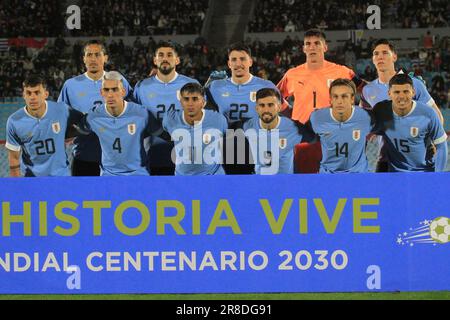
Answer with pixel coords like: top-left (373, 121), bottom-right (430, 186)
top-left (1, 291), bottom-right (449, 300)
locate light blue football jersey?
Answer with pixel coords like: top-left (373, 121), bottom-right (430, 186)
top-left (243, 116), bottom-right (309, 174)
top-left (310, 106), bottom-right (372, 173)
top-left (133, 73), bottom-right (200, 168)
top-left (162, 109), bottom-right (228, 175)
top-left (6, 101), bottom-right (81, 176)
top-left (377, 101), bottom-right (447, 172)
top-left (58, 72), bottom-right (132, 162)
top-left (84, 102), bottom-right (161, 176)
top-left (362, 74), bottom-right (434, 109)
top-left (207, 75), bottom-right (279, 123)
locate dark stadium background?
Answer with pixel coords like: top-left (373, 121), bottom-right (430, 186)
top-left (0, 0), bottom-right (449, 300)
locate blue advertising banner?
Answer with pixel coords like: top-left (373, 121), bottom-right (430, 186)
top-left (0, 173), bottom-right (449, 294)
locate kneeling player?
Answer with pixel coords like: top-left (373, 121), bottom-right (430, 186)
top-left (310, 79), bottom-right (372, 173)
top-left (163, 83), bottom-right (228, 175)
top-left (244, 88), bottom-right (314, 174)
top-left (373, 74), bottom-right (447, 172)
top-left (6, 75), bottom-right (82, 177)
top-left (81, 71), bottom-right (162, 176)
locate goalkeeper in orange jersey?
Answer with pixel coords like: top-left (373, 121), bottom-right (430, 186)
top-left (277, 29), bottom-right (365, 173)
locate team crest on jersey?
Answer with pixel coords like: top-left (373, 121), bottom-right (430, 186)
top-left (52, 122), bottom-right (61, 134)
top-left (147, 92), bottom-right (156, 99)
top-left (128, 123), bottom-right (136, 135)
top-left (78, 92), bottom-right (86, 97)
top-left (222, 92), bottom-right (230, 97)
top-left (250, 91), bottom-right (257, 102)
top-left (203, 133), bottom-right (212, 144)
top-left (352, 129), bottom-right (361, 141)
top-left (176, 90), bottom-right (181, 101)
top-left (279, 138), bottom-right (287, 149)
top-left (410, 127), bottom-right (419, 137)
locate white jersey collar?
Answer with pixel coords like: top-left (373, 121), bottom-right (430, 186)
top-left (155, 72), bottom-right (179, 84)
top-left (330, 106), bottom-right (355, 123)
top-left (182, 109), bottom-right (205, 127)
top-left (259, 116), bottom-right (281, 130)
top-left (105, 101), bottom-right (128, 118)
top-left (231, 74), bottom-right (253, 86)
top-left (85, 71), bottom-right (106, 82)
top-left (24, 101), bottom-right (48, 120)
top-left (393, 100), bottom-right (416, 118)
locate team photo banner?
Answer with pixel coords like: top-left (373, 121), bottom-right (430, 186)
top-left (0, 173), bottom-right (449, 294)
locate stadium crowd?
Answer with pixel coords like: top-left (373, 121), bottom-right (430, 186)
top-left (0, 0), bottom-right (208, 38)
top-left (248, 0), bottom-right (450, 33)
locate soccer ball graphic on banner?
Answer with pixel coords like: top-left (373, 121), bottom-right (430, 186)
top-left (429, 217), bottom-right (450, 244)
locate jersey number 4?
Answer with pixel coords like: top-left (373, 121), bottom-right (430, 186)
top-left (113, 138), bottom-right (122, 153)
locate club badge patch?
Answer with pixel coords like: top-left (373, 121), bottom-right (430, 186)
top-left (250, 91), bottom-right (257, 102)
top-left (203, 133), bottom-right (211, 144)
top-left (279, 138), bottom-right (287, 149)
top-left (410, 127), bottom-right (419, 137)
top-left (128, 123), bottom-right (136, 135)
top-left (52, 122), bottom-right (61, 134)
top-left (352, 129), bottom-right (361, 141)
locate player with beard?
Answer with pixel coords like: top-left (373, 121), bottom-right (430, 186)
top-left (206, 43), bottom-right (280, 174)
top-left (134, 41), bottom-right (200, 175)
top-left (243, 88), bottom-right (314, 174)
top-left (58, 40), bottom-right (132, 176)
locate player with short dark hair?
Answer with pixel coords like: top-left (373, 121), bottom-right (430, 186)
top-left (133, 41), bottom-right (200, 175)
top-left (58, 40), bottom-right (132, 176)
top-left (207, 42), bottom-right (280, 174)
top-left (244, 88), bottom-right (314, 174)
top-left (372, 74), bottom-right (447, 172)
top-left (361, 38), bottom-right (444, 172)
top-left (277, 29), bottom-right (361, 173)
top-left (80, 71), bottom-right (161, 176)
top-left (6, 75), bottom-right (82, 177)
top-left (310, 79), bottom-right (373, 173)
top-left (162, 82), bottom-right (228, 175)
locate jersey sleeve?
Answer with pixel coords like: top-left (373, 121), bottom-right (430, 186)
top-left (133, 81), bottom-right (144, 105)
top-left (428, 110), bottom-right (447, 145)
top-left (122, 77), bottom-right (135, 102)
top-left (276, 72), bottom-right (292, 100)
top-left (57, 81), bottom-right (71, 105)
top-left (220, 113), bottom-right (228, 135)
top-left (413, 77), bottom-right (434, 106)
top-left (5, 118), bottom-right (21, 152)
top-left (147, 110), bottom-right (163, 136)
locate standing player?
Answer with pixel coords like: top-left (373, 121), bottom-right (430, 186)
top-left (244, 88), bottom-right (314, 174)
top-left (277, 29), bottom-right (360, 173)
top-left (133, 41), bottom-right (200, 175)
top-left (206, 43), bottom-right (279, 174)
top-left (310, 79), bottom-right (372, 173)
top-left (373, 74), bottom-right (447, 172)
top-left (163, 83), bottom-right (228, 175)
top-left (6, 75), bottom-right (82, 177)
top-left (58, 40), bottom-right (132, 176)
top-left (81, 72), bottom-right (162, 176)
top-left (361, 39), bottom-right (444, 172)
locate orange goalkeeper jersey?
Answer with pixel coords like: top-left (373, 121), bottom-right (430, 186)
top-left (277, 61), bottom-right (355, 123)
